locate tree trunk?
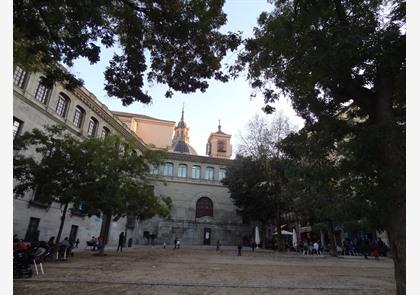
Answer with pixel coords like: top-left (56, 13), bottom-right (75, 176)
top-left (374, 73), bottom-right (405, 295)
top-left (327, 220), bottom-right (337, 257)
top-left (386, 210), bottom-right (405, 295)
top-left (261, 222), bottom-right (267, 249)
top-left (55, 202), bottom-right (69, 246)
top-left (98, 213), bottom-right (112, 255)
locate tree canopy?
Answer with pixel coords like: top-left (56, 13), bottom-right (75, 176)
top-left (14, 0), bottom-right (241, 105)
top-left (236, 1), bottom-right (405, 292)
top-left (13, 125), bottom-right (171, 253)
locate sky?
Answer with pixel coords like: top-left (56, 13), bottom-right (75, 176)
top-left (67, 0), bottom-right (305, 156)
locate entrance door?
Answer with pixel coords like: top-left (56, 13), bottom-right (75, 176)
top-left (203, 228), bottom-right (211, 245)
top-left (69, 225), bottom-right (79, 244)
top-left (24, 217), bottom-right (40, 242)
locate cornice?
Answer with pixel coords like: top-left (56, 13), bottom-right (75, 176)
top-left (166, 152), bottom-right (232, 165)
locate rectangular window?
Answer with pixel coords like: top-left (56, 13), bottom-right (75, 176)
top-left (56, 96), bottom-right (67, 117)
top-left (34, 82), bottom-right (50, 104)
top-left (206, 167), bottom-right (214, 180)
top-left (127, 216), bottom-right (136, 229)
top-left (192, 166), bottom-right (201, 179)
top-left (24, 217), bottom-right (40, 242)
top-left (13, 117), bottom-right (23, 140)
top-left (13, 66), bottom-right (28, 89)
top-left (73, 108), bottom-right (83, 128)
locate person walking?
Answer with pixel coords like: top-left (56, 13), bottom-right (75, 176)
top-left (216, 240), bottom-right (221, 251)
top-left (117, 232), bottom-right (125, 252)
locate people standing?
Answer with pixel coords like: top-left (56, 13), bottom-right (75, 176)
top-left (313, 241), bottom-right (320, 255)
top-left (216, 240), bottom-right (221, 251)
top-left (237, 241), bottom-right (243, 256)
top-left (117, 232), bottom-right (125, 252)
top-left (176, 239), bottom-right (181, 249)
top-left (173, 237), bottom-right (178, 249)
top-left (251, 239), bottom-right (256, 252)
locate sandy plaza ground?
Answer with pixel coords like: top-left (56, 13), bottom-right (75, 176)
top-left (14, 246), bottom-right (395, 295)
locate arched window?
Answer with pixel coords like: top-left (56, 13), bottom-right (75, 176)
top-left (219, 168), bottom-right (226, 181)
top-left (149, 164), bottom-right (159, 175)
top-left (205, 167), bottom-right (214, 180)
top-left (73, 105), bottom-right (86, 128)
top-left (101, 126), bottom-right (110, 139)
top-left (178, 164), bottom-right (187, 177)
top-left (14, 66), bottom-right (28, 89)
top-left (163, 162), bottom-right (173, 176)
top-left (87, 117), bottom-right (99, 137)
top-left (56, 93), bottom-right (70, 117)
top-left (34, 77), bottom-right (51, 104)
top-left (196, 197), bottom-right (213, 218)
top-left (217, 140), bottom-right (226, 152)
top-left (192, 165), bottom-right (201, 179)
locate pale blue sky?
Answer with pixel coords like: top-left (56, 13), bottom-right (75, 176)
top-left (68, 0), bottom-right (304, 156)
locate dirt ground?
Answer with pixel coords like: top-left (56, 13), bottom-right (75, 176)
top-left (14, 246), bottom-right (395, 295)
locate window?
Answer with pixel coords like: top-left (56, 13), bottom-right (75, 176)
top-left (150, 164), bottom-right (159, 175)
top-left (13, 66), bottom-right (28, 89)
top-left (34, 80), bottom-right (51, 104)
top-left (24, 217), bottom-right (40, 242)
top-left (32, 187), bottom-right (48, 203)
top-left (178, 164), bottom-right (187, 178)
top-left (56, 93), bottom-right (70, 117)
top-left (73, 106), bottom-right (85, 128)
top-left (13, 117), bottom-right (23, 140)
top-left (205, 167), bottom-right (214, 180)
top-left (126, 216), bottom-right (136, 229)
top-left (101, 127), bottom-right (110, 139)
top-left (163, 163), bottom-right (173, 176)
top-left (219, 168), bottom-right (226, 181)
top-left (192, 165), bottom-right (201, 179)
top-left (196, 197), bottom-right (213, 218)
top-left (217, 140), bottom-right (227, 152)
top-left (87, 117), bottom-right (98, 137)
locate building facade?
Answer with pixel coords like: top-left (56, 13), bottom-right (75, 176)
top-left (13, 65), bottom-right (250, 248)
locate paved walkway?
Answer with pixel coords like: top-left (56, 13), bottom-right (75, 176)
top-left (14, 247), bottom-right (395, 295)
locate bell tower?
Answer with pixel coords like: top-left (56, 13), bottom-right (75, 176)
top-left (172, 104), bottom-right (190, 145)
top-left (206, 120), bottom-right (232, 159)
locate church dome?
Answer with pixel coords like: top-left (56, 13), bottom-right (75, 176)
top-left (171, 140), bottom-right (197, 155)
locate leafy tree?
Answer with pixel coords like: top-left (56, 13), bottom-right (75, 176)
top-left (236, 1), bottom-right (405, 292)
top-left (13, 126), bottom-right (171, 255)
top-left (14, 0), bottom-right (241, 104)
top-left (14, 125), bottom-right (83, 246)
top-left (75, 134), bottom-right (171, 255)
top-left (281, 120), bottom-right (365, 256)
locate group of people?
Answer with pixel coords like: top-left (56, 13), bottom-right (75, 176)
top-left (300, 240), bottom-right (322, 255)
top-left (13, 234), bottom-right (79, 263)
top-left (298, 237), bottom-right (389, 259)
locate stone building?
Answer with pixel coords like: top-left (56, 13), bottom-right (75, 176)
top-left (13, 65), bottom-right (250, 248)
